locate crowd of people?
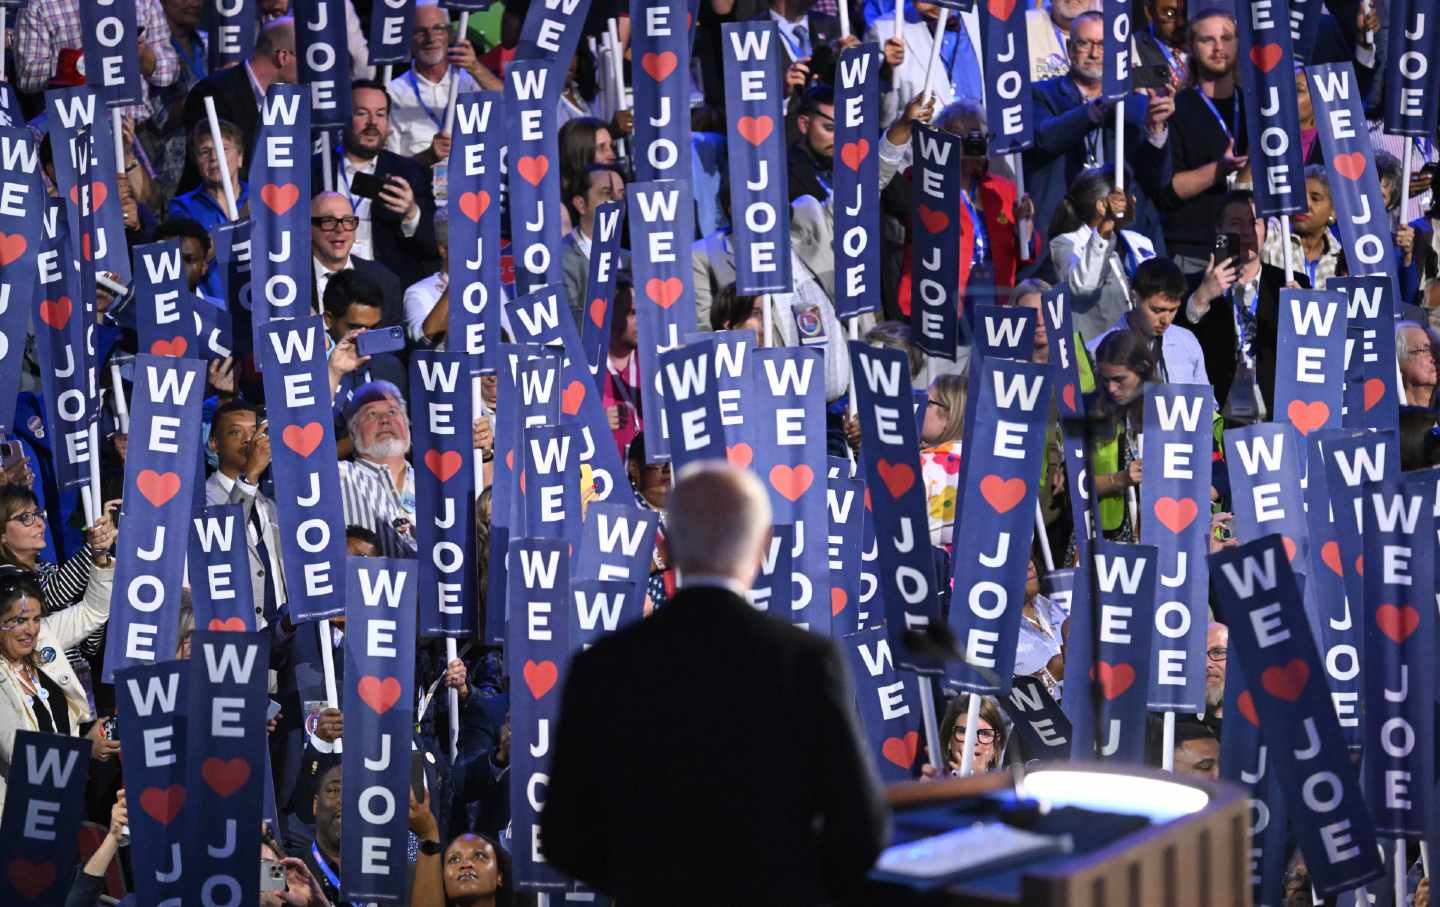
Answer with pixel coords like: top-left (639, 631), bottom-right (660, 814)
top-left (3, 0), bottom-right (1438, 903)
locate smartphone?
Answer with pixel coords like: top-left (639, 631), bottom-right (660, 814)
top-left (410, 751), bottom-right (429, 803)
top-left (356, 325), bottom-right (406, 357)
top-left (349, 171), bottom-right (386, 201)
top-left (1132, 62), bottom-right (1171, 90)
top-left (260, 859), bottom-right (286, 892)
top-left (267, 699), bottom-right (282, 722)
top-left (1213, 232), bottom-right (1244, 266)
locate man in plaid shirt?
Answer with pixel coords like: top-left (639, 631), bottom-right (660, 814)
top-left (14, 0), bottom-right (180, 124)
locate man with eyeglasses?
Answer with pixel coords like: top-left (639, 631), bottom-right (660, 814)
top-left (1397, 321), bottom-right (1438, 408)
top-left (1024, 0), bottom-right (1093, 81)
top-left (1203, 620), bottom-right (1227, 735)
top-left (334, 382), bottom-right (419, 559)
top-left (310, 192), bottom-right (407, 331)
top-left (1134, 0), bottom-right (1187, 86)
top-left (386, 0), bottom-right (500, 166)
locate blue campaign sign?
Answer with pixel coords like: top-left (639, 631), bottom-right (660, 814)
top-left (1382, 0), bottom-right (1440, 138)
top-left (1237, 0), bottom-right (1307, 215)
top-left (510, 350), bottom-right (563, 536)
top-left (983, 0), bottom-right (1033, 154)
top-left (947, 358), bottom-right (1050, 694)
top-left (523, 423), bottom-right (582, 543)
top-left (1225, 423), bottom-right (1309, 567)
top-left (34, 200), bottom-right (95, 493)
top-left (695, 329), bottom-right (758, 461)
top-left (81, 0), bottom-right (143, 107)
top-left (250, 86), bottom-right (313, 339)
top-left (579, 201), bottom-right (626, 381)
top-left (1328, 277), bottom-right (1399, 433)
top-left (1211, 536), bottom-right (1383, 896)
top-left (973, 304), bottom-right (1036, 362)
top-left (183, 631), bottom-right (271, 907)
top-left (997, 675), bottom-right (1072, 762)
top-left (1289, 0), bottom-right (1325, 62)
top-left (447, 91), bottom-right (504, 374)
top-left (832, 44), bottom-right (882, 319)
top-left (132, 240), bottom-right (196, 359)
top-left (842, 626), bottom-right (924, 783)
top-left (828, 475), bottom-right (865, 639)
top-left (189, 503), bottom-right (258, 633)
top-left (752, 348), bottom-right (829, 633)
top-left (367, 0), bottom-right (416, 66)
top-left (751, 523), bottom-right (795, 616)
top-left (515, 0), bottom-right (594, 76)
top-left (205, 0), bottom-right (256, 71)
top-left (259, 317), bottom-right (348, 620)
top-left (296, 0), bottom-right (352, 132)
top-left (1102, 0), bottom-right (1133, 100)
top-left (0, 732), bottom-right (91, 907)
top-left (0, 128), bottom-right (42, 435)
top-left (105, 356), bottom-right (206, 683)
top-left (1043, 288), bottom-right (1084, 420)
top-left (722, 22), bottom-right (792, 295)
top-left (341, 558), bottom-right (417, 903)
top-left (45, 87), bottom-right (130, 282)
top-left (1359, 473), bottom-right (1435, 839)
top-left (909, 125), bottom-right (963, 361)
top-left (1218, 638), bottom-right (1289, 907)
top-left (629, 0), bottom-right (693, 184)
top-left (573, 502), bottom-right (658, 584)
top-left (570, 578), bottom-right (643, 651)
top-left (411, 352), bottom-right (478, 638)
top-left (114, 662), bottom-right (189, 906)
top-left (505, 61), bottom-right (563, 296)
top-left (1088, 542), bottom-right (1158, 763)
top-left (1274, 288), bottom-right (1346, 440)
top-left (659, 339), bottom-right (728, 474)
top-left (1139, 385), bottom-right (1214, 711)
top-left (849, 341), bottom-right (940, 671)
top-left (628, 181), bottom-right (699, 462)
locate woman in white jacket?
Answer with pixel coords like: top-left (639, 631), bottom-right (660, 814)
top-left (1049, 167), bottom-right (1158, 342)
top-left (0, 565), bottom-right (115, 803)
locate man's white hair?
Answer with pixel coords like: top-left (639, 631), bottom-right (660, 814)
top-left (665, 461), bottom-right (773, 578)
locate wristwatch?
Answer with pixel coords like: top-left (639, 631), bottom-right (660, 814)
top-left (418, 838), bottom-right (443, 856)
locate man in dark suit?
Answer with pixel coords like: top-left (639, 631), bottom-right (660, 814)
top-left (312, 80), bottom-right (441, 289)
top-left (310, 192), bottom-right (408, 331)
top-left (180, 16), bottom-right (297, 193)
top-left (544, 463), bottom-right (889, 906)
top-left (747, 0), bottom-right (841, 108)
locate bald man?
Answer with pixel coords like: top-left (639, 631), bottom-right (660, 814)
top-left (311, 192), bottom-right (406, 330)
top-left (544, 462), bottom-right (889, 906)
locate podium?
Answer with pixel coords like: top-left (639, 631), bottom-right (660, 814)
top-left (862, 765), bottom-right (1253, 907)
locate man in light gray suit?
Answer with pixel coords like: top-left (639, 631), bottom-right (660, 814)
top-left (204, 398), bottom-right (284, 627)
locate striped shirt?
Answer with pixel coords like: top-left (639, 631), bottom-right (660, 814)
top-left (337, 458), bottom-right (419, 559)
top-left (1368, 123), bottom-right (1437, 225)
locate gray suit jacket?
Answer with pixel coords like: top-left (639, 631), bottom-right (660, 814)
top-left (204, 471), bottom-right (285, 625)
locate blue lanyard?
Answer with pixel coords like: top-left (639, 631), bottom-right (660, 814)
top-left (1198, 91), bottom-right (1240, 144)
top-left (1305, 256), bottom-right (1319, 287)
top-left (1150, 25), bottom-right (1178, 72)
top-left (310, 843), bottom-right (365, 907)
top-left (960, 187), bottom-right (988, 265)
top-left (406, 68), bottom-right (449, 132)
top-left (335, 153), bottom-right (368, 213)
top-left (172, 35), bottom-right (207, 80)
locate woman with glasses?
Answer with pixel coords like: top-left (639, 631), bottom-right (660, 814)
top-left (0, 485), bottom-right (118, 670)
top-left (1396, 321), bottom-right (1438, 409)
top-left (0, 565), bottom-right (116, 803)
top-left (918, 373), bottom-right (966, 549)
top-left (930, 693), bottom-right (1006, 775)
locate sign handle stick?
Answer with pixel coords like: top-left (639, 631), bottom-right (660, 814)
top-left (1400, 140), bottom-right (1414, 222)
top-left (761, 293), bottom-right (773, 348)
top-left (916, 674), bottom-right (943, 778)
top-left (1280, 214), bottom-right (1295, 283)
top-left (319, 619), bottom-right (340, 708)
top-left (1034, 501), bottom-right (1054, 571)
top-left (1126, 484), bottom-right (1138, 534)
top-left (838, 0), bottom-right (851, 40)
top-left (111, 108), bottom-right (126, 180)
top-left (957, 691), bottom-right (982, 776)
top-left (445, 637), bottom-right (460, 763)
top-left (320, 139), bottom-right (334, 193)
top-left (444, 14), bottom-right (470, 135)
top-left (893, 0), bottom-right (904, 58)
top-left (85, 421), bottom-right (101, 527)
top-left (203, 97), bottom-right (242, 220)
top-left (1160, 709), bottom-right (1175, 771)
top-left (921, 7), bottom-right (949, 102)
top-left (1113, 100), bottom-right (1125, 192)
top-left (1420, 841), bottom-right (1430, 879)
top-left (1394, 839), bottom-right (1406, 907)
top-left (381, 64), bottom-right (392, 85)
top-left (1012, 152), bottom-right (1031, 252)
top-left (846, 318), bottom-right (860, 418)
top-left (0, 8), bottom-right (7, 83)
top-left (109, 362), bottom-right (130, 435)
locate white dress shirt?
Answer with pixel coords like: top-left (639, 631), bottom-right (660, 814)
top-left (336, 153), bottom-right (421, 260)
top-left (385, 65), bottom-right (481, 157)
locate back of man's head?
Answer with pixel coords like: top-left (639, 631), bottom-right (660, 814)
top-left (666, 463), bottom-right (773, 588)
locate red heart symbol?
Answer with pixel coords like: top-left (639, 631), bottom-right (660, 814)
top-left (136, 469), bottom-right (182, 508)
top-left (523, 659), bottom-right (558, 699)
top-left (769, 464), bottom-right (814, 502)
top-left (1281, 536), bottom-right (1296, 562)
top-left (1355, 555), bottom-right (1364, 577)
top-left (917, 204), bottom-right (949, 234)
top-left (645, 276), bottom-right (683, 309)
top-left (562, 379), bottom-right (586, 416)
top-left (881, 730), bottom-right (919, 769)
top-left (138, 784), bottom-right (186, 824)
top-left (1260, 658), bottom-right (1309, 702)
top-left (1153, 497), bottom-right (1198, 534)
top-left (864, 487), bottom-right (872, 512)
top-left (1061, 383), bottom-right (1077, 413)
top-left (1094, 661), bottom-right (1136, 700)
top-left (588, 297), bottom-right (606, 328)
top-left (1363, 378), bottom-right (1385, 412)
top-left (68, 180), bottom-right (108, 210)
top-left (207, 617), bottom-right (246, 632)
top-left (736, 115), bottom-right (774, 146)
top-left (505, 449), bottom-right (515, 471)
top-left (1332, 151), bottom-right (1367, 182)
top-left (7, 858), bottom-right (56, 900)
top-left (201, 756), bottom-right (251, 798)
top-left (727, 443), bottom-right (753, 469)
top-left (1249, 43), bottom-right (1283, 73)
top-left (518, 469), bottom-right (526, 494)
top-left (259, 182), bottom-right (300, 216)
top-left (877, 460), bottom-right (916, 499)
top-left (1286, 399), bottom-right (1330, 436)
top-left (1376, 604), bottom-right (1420, 644)
top-left (1236, 690), bottom-right (1260, 727)
top-left (459, 190), bottom-right (490, 222)
top-left (282, 422), bottom-right (325, 458)
top-left (516, 155), bottom-right (549, 187)
top-left (979, 475), bottom-right (1026, 514)
top-left (0, 232), bottom-right (26, 266)
top-left (839, 139), bottom-right (870, 171)
top-left (1320, 541), bottom-right (1343, 576)
top-left (81, 233), bottom-right (93, 262)
top-left (831, 587), bottom-right (847, 616)
top-left (424, 449), bottom-right (463, 482)
top-left (39, 296), bottom-right (72, 330)
top-left (641, 50), bottom-right (678, 81)
top-left (357, 675), bottom-right (403, 714)
top-left (150, 335), bottom-right (188, 357)
top-left (987, 0), bottom-right (1016, 19)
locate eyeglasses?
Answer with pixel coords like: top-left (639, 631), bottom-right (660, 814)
top-left (1406, 346), bottom-right (1435, 359)
top-left (1071, 39), bottom-right (1103, 52)
top-left (312, 216), bottom-right (361, 232)
top-left (195, 145), bottom-right (237, 162)
top-left (1206, 647), bottom-right (1227, 662)
top-left (1153, 7), bottom-right (1183, 20)
top-left (415, 25), bottom-right (453, 38)
top-left (954, 725), bottom-right (998, 743)
top-left (8, 510), bottom-right (41, 526)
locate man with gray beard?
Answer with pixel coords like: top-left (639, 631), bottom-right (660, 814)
top-left (336, 381), bottom-right (419, 558)
top-left (1203, 621), bottom-right (1227, 736)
